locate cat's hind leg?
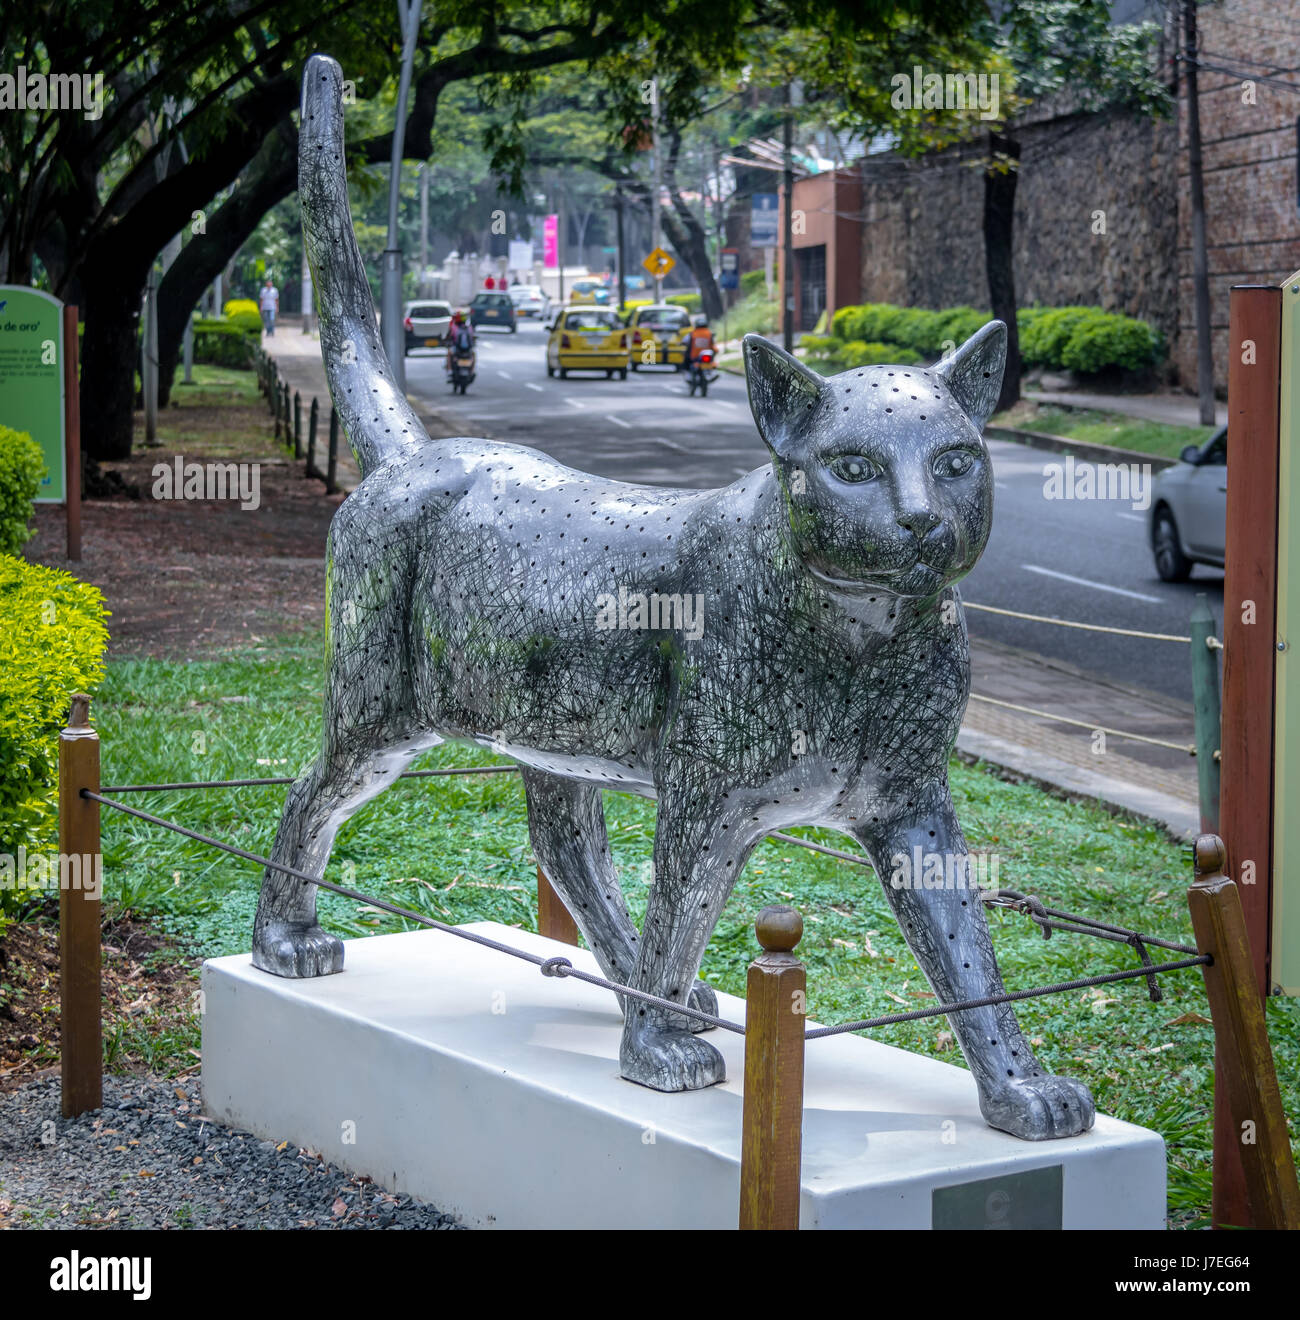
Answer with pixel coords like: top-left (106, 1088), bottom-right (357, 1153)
top-left (852, 787), bottom-right (1095, 1140)
top-left (521, 769), bottom-right (718, 1028)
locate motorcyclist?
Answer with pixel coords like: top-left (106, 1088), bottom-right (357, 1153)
top-left (685, 313), bottom-right (715, 378)
top-left (445, 309), bottom-right (475, 372)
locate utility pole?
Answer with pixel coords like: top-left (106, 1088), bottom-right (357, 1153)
top-left (1184, 0), bottom-right (1216, 425)
top-left (615, 182), bottom-right (627, 312)
top-left (380, 0), bottom-right (423, 394)
top-left (419, 163), bottom-right (429, 294)
top-left (782, 81), bottom-right (794, 353)
top-left (651, 80), bottom-right (663, 302)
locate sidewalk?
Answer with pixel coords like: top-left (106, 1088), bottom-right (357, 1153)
top-left (1025, 386), bottom-right (1227, 428)
top-left (263, 318), bottom-right (1199, 841)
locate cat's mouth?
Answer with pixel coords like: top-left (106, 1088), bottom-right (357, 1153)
top-left (805, 558), bottom-right (948, 598)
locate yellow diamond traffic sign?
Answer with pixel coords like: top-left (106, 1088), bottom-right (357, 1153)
top-left (642, 247), bottom-right (675, 278)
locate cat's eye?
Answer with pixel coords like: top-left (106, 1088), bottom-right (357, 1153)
top-left (934, 449), bottom-right (977, 478)
top-left (830, 455), bottom-right (877, 483)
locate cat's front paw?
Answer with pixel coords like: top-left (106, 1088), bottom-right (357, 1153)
top-left (979, 1073), bottom-right (1095, 1140)
top-left (252, 920), bottom-right (344, 978)
top-left (687, 978), bottom-right (719, 1032)
top-left (620, 1021), bottom-right (725, 1091)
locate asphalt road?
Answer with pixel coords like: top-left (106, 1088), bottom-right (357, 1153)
top-left (406, 319), bottom-right (1221, 704)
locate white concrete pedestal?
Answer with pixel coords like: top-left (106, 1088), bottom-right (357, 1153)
top-left (201, 925), bottom-right (1166, 1229)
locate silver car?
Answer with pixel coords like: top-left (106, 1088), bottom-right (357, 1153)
top-left (508, 284), bottom-right (549, 318)
top-left (1148, 425), bottom-right (1226, 581)
top-left (403, 300), bottom-right (453, 354)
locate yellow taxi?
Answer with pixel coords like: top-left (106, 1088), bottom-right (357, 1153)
top-left (546, 307), bottom-right (629, 379)
top-left (568, 277), bottom-right (611, 306)
top-left (628, 303), bottom-right (691, 370)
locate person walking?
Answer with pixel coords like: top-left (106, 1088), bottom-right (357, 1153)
top-left (259, 277), bottom-right (280, 336)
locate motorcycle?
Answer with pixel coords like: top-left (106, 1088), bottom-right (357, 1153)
top-left (445, 338), bottom-right (476, 394)
top-left (686, 347), bottom-right (718, 397)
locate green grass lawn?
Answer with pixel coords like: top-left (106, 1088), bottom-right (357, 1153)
top-left (84, 632), bottom-right (1299, 1227)
top-left (994, 401), bottom-right (1215, 461)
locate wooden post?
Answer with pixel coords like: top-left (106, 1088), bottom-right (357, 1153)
top-left (1189, 835), bottom-right (1300, 1229)
top-left (293, 390), bottom-right (302, 459)
top-left (739, 904), bottom-right (805, 1230)
top-left (326, 408), bottom-right (340, 494)
top-left (1189, 594), bottom-right (1221, 834)
top-left (272, 372), bottom-right (281, 436)
top-left (61, 304), bottom-right (82, 562)
top-left (307, 396), bottom-right (320, 478)
top-left (536, 866), bottom-right (579, 946)
top-left (58, 694), bottom-right (101, 1118)
top-left (1218, 283), bottom-right (1282, 1226)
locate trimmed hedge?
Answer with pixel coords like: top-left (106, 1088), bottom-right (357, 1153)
top-left (192, 318), bottom-right (257, 369)
top-left (0, 427), bottom-right (46, 556)
top-left (665, 293), bottom-right (702, 314)
top-left (803, 337), bottom-right (923, 371)
top-left (739, 269), bottom-right (768, 299)
top-left (819, 301), bottom-right (1162, 374)
top-left (0, 555), bottom-right (109, 914)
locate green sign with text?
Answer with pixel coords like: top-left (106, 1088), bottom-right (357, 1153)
top-left (0, 286), bottom-right (65, 502)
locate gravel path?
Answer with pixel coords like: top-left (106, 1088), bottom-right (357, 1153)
top-left (0, 1074), bottom-right (461, 1229)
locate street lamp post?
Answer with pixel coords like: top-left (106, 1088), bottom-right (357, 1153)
top-left (380, 0), bottom-right (423, 394)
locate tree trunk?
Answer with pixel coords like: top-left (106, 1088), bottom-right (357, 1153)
top-left (79, 267), bottom-right (143, 461)
top-left (661, 131), bottom-right (723, 321)
top-left (157, 128), bottom-right (297, 406)
top-left (983, 131), bottom-right (1021, 413)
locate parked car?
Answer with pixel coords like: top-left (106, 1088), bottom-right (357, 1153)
top-left (403, 300), bottom-right (453, 353)
top-left (1148, 424), bottom-right (1226, 581)
top-left (628, 303), bottom-right (691, 370)
top-left (507, 284), bottom-right (549, 318)
top-left (569, 278), bottom-right (610, 306)
top-left (546, 307), bottom-right (629, 378)
top-left (469, 291), bottom-right (517, 332)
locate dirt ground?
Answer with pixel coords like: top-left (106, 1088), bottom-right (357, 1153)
top-left (26, 387), bottom-right (339, 658)
top-left (0, 916), bottom-right (199, 1092)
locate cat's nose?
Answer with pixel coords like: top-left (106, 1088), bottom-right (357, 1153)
top-left (897, 509), bottom-right (941, 538)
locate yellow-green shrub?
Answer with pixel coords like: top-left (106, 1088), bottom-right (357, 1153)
top-left (0, 555), bottom-right (109, 911)
top-left (0, 426), bottom-right (47, 556)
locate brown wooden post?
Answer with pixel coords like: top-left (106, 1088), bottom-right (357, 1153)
top-left (1217, 284), bottom-right (1282, 1225)
top-left (1189, 835), bottom-right (1300, 1229)
top-left (536, 866), bottom-right (579, 946)
top-left (306, 396), bottom-right (320, 478)
top-left (326, 408), bottom-right (340, 494)
top-left (740, 904), bottom-right (805, 1230)
top-left (58, 694), bottom-right (102, 1118)
top-left (293, 390), bottom-right (302, 459)
top-left (61, 304), bottom-right (82, 562)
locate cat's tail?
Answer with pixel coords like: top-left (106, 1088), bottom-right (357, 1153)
top-left (299, 53), bottom-right (429, 480)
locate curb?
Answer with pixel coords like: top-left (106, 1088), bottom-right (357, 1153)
top-left (984, 425), bottom-right (1178, 472)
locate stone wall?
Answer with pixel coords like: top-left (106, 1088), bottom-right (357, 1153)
top-left (858, 109), bottom-right (1179, 360)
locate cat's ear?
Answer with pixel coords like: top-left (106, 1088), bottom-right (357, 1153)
top-left (935, 321), bottom-right (1006, 431)
top-left (744, 333), bottom-right (825, 459)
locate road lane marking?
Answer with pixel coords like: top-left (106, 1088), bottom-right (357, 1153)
top-left (656, 437), bottom-right (689, 453)
top-left (1116, 512), bottom-right (1146, 523)
top-left (1020, 563), bottom-right (1161, 603)
top-left (497, 370), bottom-right (512, 380)
top-left (564, 397), bottom-right (586, 409)
top-left (525, 382), bottom-right (544, 392)
top-left (606, 414), bottom-right (632, 430)
top-left (994, 481), bottom-right (1008, 490)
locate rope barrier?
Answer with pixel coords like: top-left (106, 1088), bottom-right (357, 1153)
top-left (82, 790), bottom-right (742, 1035)
top-left (968, 693), bottom-right (1198, 754)
top-left (85, 787), bottom-right (1210, 1047)
top-left (97, 765), bottom-right (522, 793)
top-left (802, 956), bottom-right (1211, 1039)
top-left (964, 600), bottom-right (1194, 644)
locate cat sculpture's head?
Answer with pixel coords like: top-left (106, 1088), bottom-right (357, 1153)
top-left (744, 322), bottom-right (1005, 601)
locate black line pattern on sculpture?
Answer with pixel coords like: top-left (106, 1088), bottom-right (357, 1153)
top-left (250, 53), bottom-right (1095, 1139)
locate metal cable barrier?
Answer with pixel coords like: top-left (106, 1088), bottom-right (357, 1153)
top-left (84, 778), bottom-right (1211, 1044)
top-left (961, 598), bottom-right (1215, 758)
